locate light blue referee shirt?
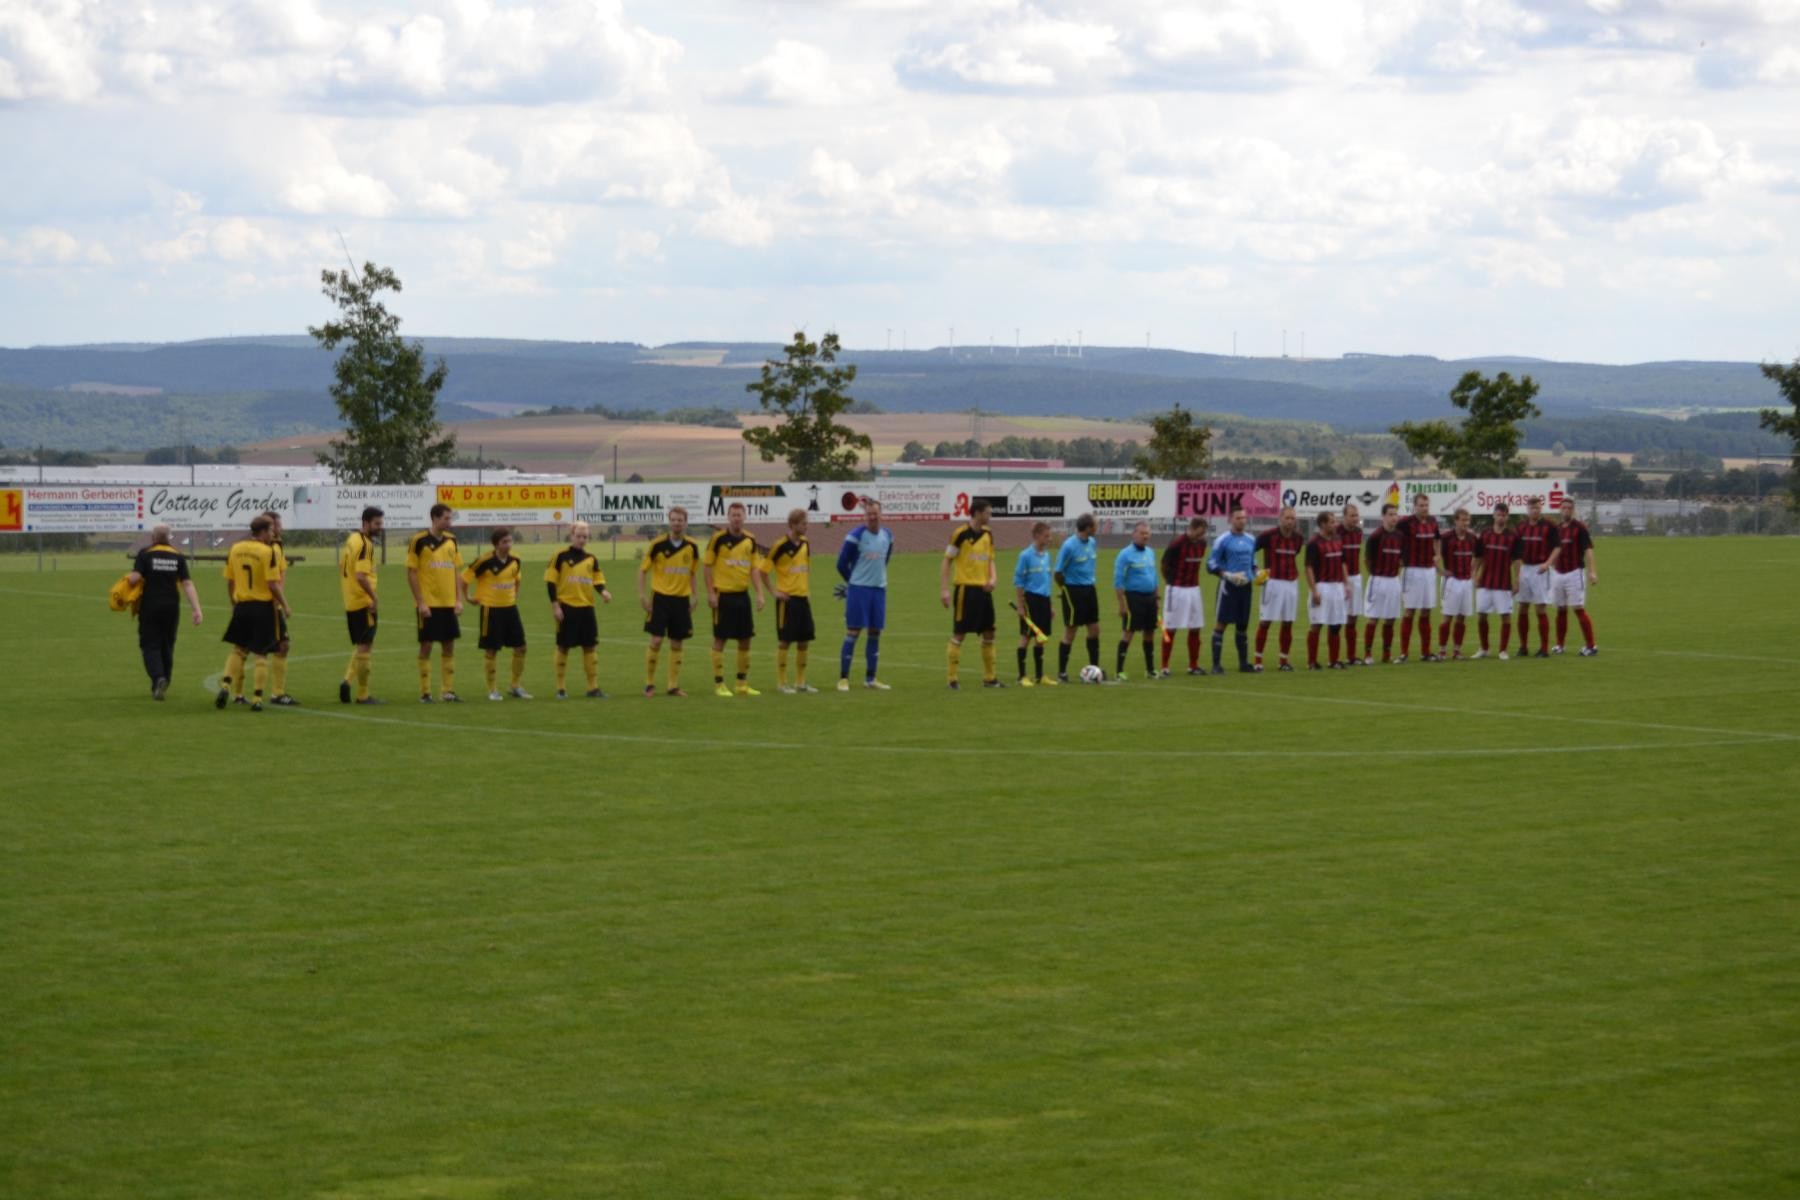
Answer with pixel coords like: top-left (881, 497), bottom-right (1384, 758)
top-left (1054, 533), bottom-right (1098, 586)
top-left (1013, 544), bottom-right (1052, 596)
top-left (1113, 543), bottom-right (1159, 593)
top-left (1208, 531), bottom-right (1257, 579)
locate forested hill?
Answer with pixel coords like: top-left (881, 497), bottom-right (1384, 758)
top-left (0, 336), bottom-right (1782, 452)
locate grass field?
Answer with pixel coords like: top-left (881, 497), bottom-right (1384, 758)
top-left (3, 538), bottom-right (1797, 1198)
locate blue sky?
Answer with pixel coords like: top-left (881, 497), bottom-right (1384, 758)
top-left (2, 0), bottom-right (1797, 363)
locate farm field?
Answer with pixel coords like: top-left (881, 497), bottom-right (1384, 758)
top-left (2, 537), bottom-right (1797, 1198)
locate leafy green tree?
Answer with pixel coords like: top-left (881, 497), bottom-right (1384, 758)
top-left (1759, 357), bottom-right (1800, 509)
top-left (308, 262), bottom-right (455, 484)
top-left (742, 331), bottom-right (872, 481)
top-left (1131, 402), bottom-right (1214, 479)
top-left (1392, 370), bottom-right (1541, 477)
top-left (899, 440), bottom-right (929, 463)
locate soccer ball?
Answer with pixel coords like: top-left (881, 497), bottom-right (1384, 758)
top-left (1079, 664), bottom-right (1104, 684)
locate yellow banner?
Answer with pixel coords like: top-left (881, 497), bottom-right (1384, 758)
top-left (436, 484), bottom-right (574, 509)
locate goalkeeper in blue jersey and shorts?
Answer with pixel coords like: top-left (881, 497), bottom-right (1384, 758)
top-left (835, 499), bottom-right (894, 691)
top-left (1207, 504), bottom-right (1258, 674)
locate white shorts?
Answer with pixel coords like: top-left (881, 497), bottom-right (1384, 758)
top-left (1163, 585), bottom-right (1206, 630)
top-left (1259, 578), bottom-right (1298, 623)
top-left (1476, 587), bottom-right (1514, 616)
top-left (1308, 583), bottom-right (1348, 626)
top-left (1517, 566), bottom-right (1552, 605)
top-left (1551, 569), bottom-right (1586, 608)
top-left (1366, 575), bottom-right (1402, 620)
top-left (1345, 573), bottom-right (1365, 617)
top-left (1440, 578), bottom-right (1474, 618)
top-left (1402, 566), bottom-right (1437, 611)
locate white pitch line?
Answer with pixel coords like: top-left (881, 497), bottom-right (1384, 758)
top-left (281, 705), bottom-right (1768, 762)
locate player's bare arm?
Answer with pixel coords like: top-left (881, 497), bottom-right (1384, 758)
top-left (1586, 546), bottom-right (1598, 585)
top-left (356, 569), bottom-right (377, 613)
top-left (182, 578), bottom-right (203, 625)
top-left (268, 577), bottom-right (290, 617)
top-left (408, 565), bottom-right (428, 618)
top-left (938, 549), bottom-right (954, 607)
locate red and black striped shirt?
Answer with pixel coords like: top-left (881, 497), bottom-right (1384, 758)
top-left (1440, 530), bottom-right (1477, 581)
top-left (1254, 528), bottom-right (1304, 582)
top-left (1306, 535), bottom-right (1347, 584)
top-left (1475, 528), bottom-right (1517, 590)
top-left (1340, 524), bottom-right (1364, 575)
top-left (1395, 514), bottom-right (1440, 569)
top-left (1552, 520), bottom-right (1593, 573)
top-left (1514, 518), bottom-right (1559, 565)
top-left (1161, 535), bottom-right (1208, 588)
top-left (1366, 527), bottom-right (1406, 578)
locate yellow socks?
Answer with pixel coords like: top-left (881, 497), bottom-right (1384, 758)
top-left (418, 657), bottom-right (431, 696)
top-left (223, 649), bottom-right (245, 691)
top-left (557, 649), bottom-right (570, 691)
top-left (776, 645), bottom-right (789, 688)
top-left (735, 646), bottom-right (750, 682)
top-left (980, 640), bottom-right (997, 683)
top-left (710, 648), bottom-right (725, 684)
top-left (512, 653), bottom-right (527, 689)
top-left (583, 648), bottom-right (598, 690)
top-left (795, 645), bottom-right (808, 687)
top-left (669, 644), bottom-right (684, 689)
top-left (643, 645), bottom-right (658, 688)
top-left (485, 651), bottom-right (498, 693)
top-left (271, 655), bottom-right (288, 696)
top-left (354, 650), bottom-right (372, 701)
top-left (252, 657), bottom-right (268, 699)
top-left (344, 651), bottom-right (360, 684)
top-left (946, 640), bottom-right (962, 683)
top-left (441, 654), bottom-right (455, 694)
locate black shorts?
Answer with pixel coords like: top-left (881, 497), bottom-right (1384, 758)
top-left (645, 592), bottom-right (694, 641)
top-left (1018, 592), bottom-right (1052, 638)
top-left (478, 605), bottom-right (527, 651)
top-left (1060, 583), bottom-right (1100, 629)
top-left (1215, 580), bottom-right (1252, 627)
top-left (346, 608), bottom-right (377, 647)
top-left (775, 595), bottom-right (814, 644)
top-left (223, 600), bottom-right (282, 655)
top-left (417, 606), bottom-right (461, 644)
top-left (952, 584), bottom-right (996, 636)
top-left (555, 604), bottom-right (598, 649)
top-left (713, 590), bottom-right (755, 641)
top-left (1123, 590), bottom-right (1158, 634)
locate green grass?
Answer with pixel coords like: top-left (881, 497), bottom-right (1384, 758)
top-left (3, 538), bottom-right (1797, 1198)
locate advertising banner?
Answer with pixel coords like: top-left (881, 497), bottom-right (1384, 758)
top-left (1174, 479), bottom-right (1282, 520)
top-left (21, 485), bottom-right (143, 532)
top-left (584, 481), bottom-right (711, 526)
top-left (139, 483), bottom-right (302, 530)
top-left (435, 482), bottom-right (578, 526)
top-left (0, 489), bottom-right (21, 532)
top-left (823, 482), bottom-right (951, 522)
top-left (330, 485), bottom-right (435, 531)
top-left (1278, 478), bottom-right (1566, 518)
top-left (1083, 480), bottom-right (1161, 519)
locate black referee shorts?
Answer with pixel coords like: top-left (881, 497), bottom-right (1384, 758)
top-left (1060, 583), bottom-right (1100, 629)
top-left (1018, 592), bottom-right (1052, 638)
top-left (1123, 590), bottom-right (1158, 634)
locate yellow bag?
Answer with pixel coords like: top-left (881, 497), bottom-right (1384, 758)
top-left (108, 574), bottom-right (143, 614)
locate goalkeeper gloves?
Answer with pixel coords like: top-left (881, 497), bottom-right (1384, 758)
top-left (832, 582), bottom-right (848, 600)
top-left (1227, 571), bottom-right (1250, 586)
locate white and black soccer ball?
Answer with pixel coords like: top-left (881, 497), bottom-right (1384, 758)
top-left (1079, 664), bottom-right (1105, 684)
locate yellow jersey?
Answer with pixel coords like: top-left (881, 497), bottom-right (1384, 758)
top-left (946, 523), bottom-right (995, 587)
top-left (270, 539), bottom-right (289, 581)
top-left (704, 530), bottom-right (760, 593)
top-left (545, 547), bottom-right (606, 607)
top-left (463, 553), bottom-right (523, 608)
top-left (764, 536), bottom-right (810, 598)
top-left (641, 535), bottom-right (699, 598)
top-left (225, 539), bottom-right (277, 603)
top-left (406, 531), bottom-right (463, 608)
top-left (339, 531), bottom-right (378, 612)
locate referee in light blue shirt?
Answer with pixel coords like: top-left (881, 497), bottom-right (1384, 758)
top-left (1012, 521), bottom-right (1055, 686)
top-left (1207, 504), bottom-right (1258, 673)
top-left (835, 499), bottom-right (894, 690)
top-left (1053, 512), bottom-right (1102, 681)
top-left (1113, 520), bottom-right (1160, 681)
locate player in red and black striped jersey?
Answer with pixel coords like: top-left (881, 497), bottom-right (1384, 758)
top-left (1473, 504), bottom-right (1519, 657)
top-left (1551, 498), bottom-right (1599, 655)
top-left (1436, 508), bottom-right (1478, 658)
top-left (1361, 505), bottom-right (1406, 662)
top-left (1339, 503), bottom-right (1365, 660)
top-left (1394, 493), bottom-right (1441, 661)
top-left (1252, 507), bottom-right (1305, 669)
top-left (1513, 496), bottom-right (1560, 656)
top-left (1304, 511), bottom-right (1351, 669)
top-left (1159, 518), bottom-right (1211, 674)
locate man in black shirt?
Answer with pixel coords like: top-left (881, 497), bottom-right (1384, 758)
top-left (126, 524), bottom-right (204, 699)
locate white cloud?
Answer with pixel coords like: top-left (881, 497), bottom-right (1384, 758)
top-left (713, 39), bottom-right (879, 106)
top-left (0, 225), bottom-right (110, 265)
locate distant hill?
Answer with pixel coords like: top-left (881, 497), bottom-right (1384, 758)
top-left (0, 337), bottom-right (1784, 454)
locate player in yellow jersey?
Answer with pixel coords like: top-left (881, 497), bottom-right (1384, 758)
top-left (215, 514), bottom-right (289, 712)
top-left (704, 501), bottom-right (768, 697)
top-left (760, 508), bottom-right (817, 694)
top-left (261, 510), bottom-right (300, 706)
top-left (638, 506), bottom-right (700, 697)
top-left (407, 503), bottom-right (464, 702)
top-left (545, 520), bottom-right (613, 699)
top-left (463, 526), bottom-right (530, 702)
top-left (939, 497), bottom-right (1001, 689)
top-left (337, 505), bottom-right (384, 705)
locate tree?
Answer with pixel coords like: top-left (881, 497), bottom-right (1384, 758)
top-left (742, 331), bottom-right (872, 481)
top-left (1131, 402), bottom-right (1214, 479)
top-left (899, 440), bottom-right (929, 463)
top-left (308, 262), bottom-right (455, 484)
top-left (1759, 357), bottom-right (1800, 510)
top-left (1392, 370), bottom-right (1541, 477)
